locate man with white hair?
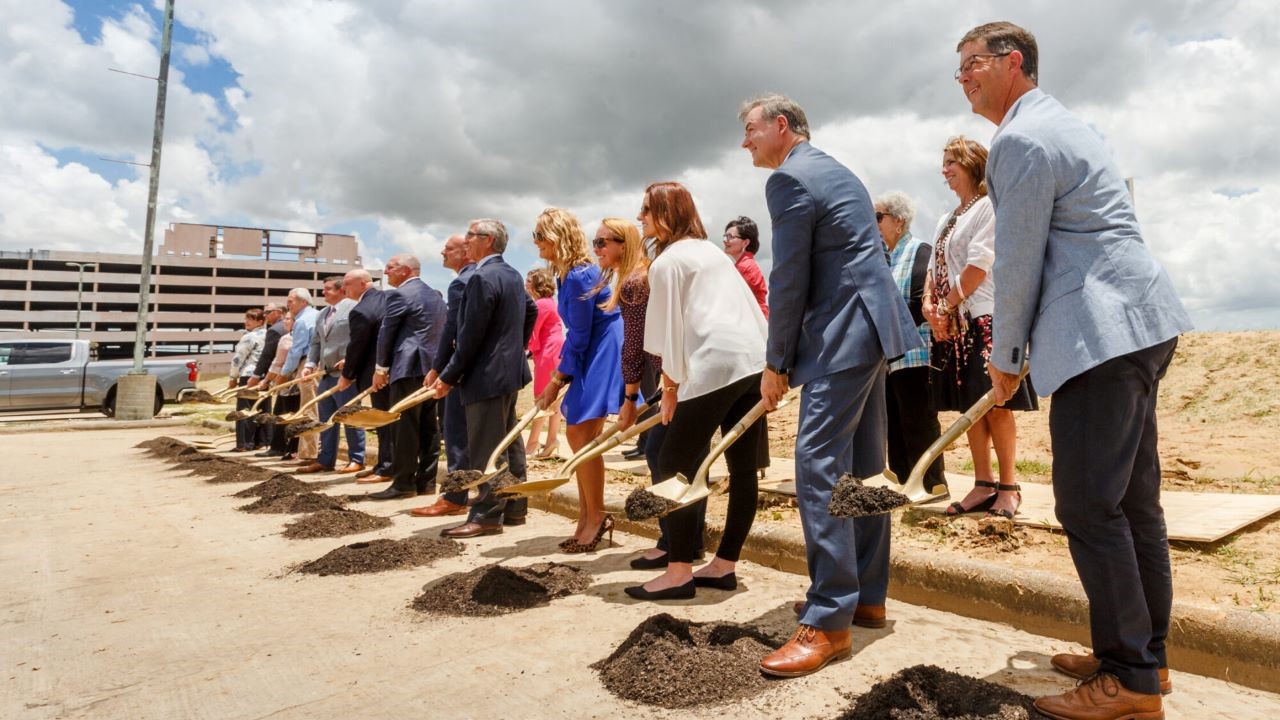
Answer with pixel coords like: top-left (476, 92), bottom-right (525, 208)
top-left (281, 287), bottom-right (320, 463)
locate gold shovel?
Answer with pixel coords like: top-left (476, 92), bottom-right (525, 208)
top-left (453, 384), bottom-right (569, 493)
top-left (191, 431), bottom-right (237, 449)
top-left (497, 412), bottom-right (664, 497)
top-left (337, 385), bottom-right (438, 429)
top-left (642, 391), bottom-right (798, 513)
top-left (224, 375), bottom-right (309, 421)
top-left (277, 380), bottom-right (342, 426)
top-left (287, 385), bottom-right (378, 439)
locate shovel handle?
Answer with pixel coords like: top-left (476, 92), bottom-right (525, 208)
top-left (295, 383), bottom-right (342, 416)
top-left (558, 412), bottom-right (663, 479)
top-left (483, 384), bottom-right (569, 472)
top-left (261, 374), bottom-right (311, 397)
top-left (336, 385), bottom-right (377, 412)
top-left (688, 389), bottom-right (798, 488)
top-left (388, 386), bottom-right (438, 414)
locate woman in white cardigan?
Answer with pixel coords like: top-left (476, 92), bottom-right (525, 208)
top-left (624, 181), bottom-right (770, 602)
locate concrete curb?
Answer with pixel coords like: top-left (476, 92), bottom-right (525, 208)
top-left (528, 484), bottom-right (1280, 694)
top-left (0, 416), bottom-right (190, 434)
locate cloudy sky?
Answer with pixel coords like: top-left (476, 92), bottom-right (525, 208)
top-left (2, 0), bottom-right (1276, 329)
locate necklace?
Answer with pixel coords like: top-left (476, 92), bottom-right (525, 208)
top-left (955, 195), bottom-right (981, 217)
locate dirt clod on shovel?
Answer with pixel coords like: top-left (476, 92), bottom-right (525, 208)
top-left (233, 474), bottom-right (311, 500)
top-left (239, 491), bottom-right (346, 514)
top-left (439, 470), bottom-right (484, 494)
top-left (181, 389), bottom-right (222, 403)
top-left (411, 562), bottom-right (590, 617)
top-left (625, 488), bottom-right (680, 520)
top-left (282, 509), bottom-right (392, 539)
top-left (297, 537), bottom-right (463, 576)
top-left (828, 473), bottom-right (910, 518)
top-left (285, 420), bottom-right (326, 440)
top-left (593, 613), bottom-right (779, 708)
top-left (837, 664), bottom-right (1038, 720)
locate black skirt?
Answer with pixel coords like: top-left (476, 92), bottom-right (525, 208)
top-left (930, 314), bottom-right (1038, 412)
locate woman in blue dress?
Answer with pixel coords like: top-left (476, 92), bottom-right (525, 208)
top-left (534, 207), bottom-right (624, 552)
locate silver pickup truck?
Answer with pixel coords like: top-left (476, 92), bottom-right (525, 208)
top-left (0, 339), bottom-right (199, 416)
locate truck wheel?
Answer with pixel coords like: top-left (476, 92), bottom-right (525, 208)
top-left (154, 388), bottom-right (165, 416)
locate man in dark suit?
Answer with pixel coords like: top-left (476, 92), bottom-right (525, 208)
top-left (368, 253), bottom-right (447, 500)
top-left (253, 302), bottom-right (287, 457)
top-left (740, 94), bottom-right (922, 678)
top-left (336, 269), bottom-right (394, 482)
top-left (412, 234), bottom-right (473, 518)
top-left (428, 219), bottom-right (538, 538)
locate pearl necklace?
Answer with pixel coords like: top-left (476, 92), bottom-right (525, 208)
top-left (955, 195), bottom-right (980, 217)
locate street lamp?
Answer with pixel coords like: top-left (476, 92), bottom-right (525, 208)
top-left (64, 262), bottom-right (98, 339)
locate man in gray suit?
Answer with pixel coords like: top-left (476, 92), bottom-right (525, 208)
top-left (299, 275), bottom-right (364, 474)
top-left (740, 94), bottom-right (922, 678)
top-left (958, 22), bottom-right (1192, 720)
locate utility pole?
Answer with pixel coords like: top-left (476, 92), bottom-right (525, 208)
top-left (64, 262), bottom-right (98, 339)
top-left (116, 0), bottom-right (174, 420)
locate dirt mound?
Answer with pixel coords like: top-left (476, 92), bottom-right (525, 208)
top-left (204, 463), bottom-right (278, 484)
top-left (181, 389), bottom-right (222, 404)
top-left (411, 562), bottom-right (590, 617)
top-left (240, 491), bottom-right (345, 514)
top-left (282, 509), bottom-right (392, 539)
top-left (593, 613), bottom-right (778, 708)
top-left (625, 488), bottom-right (680, 520)
top-left (297, 537), bottom-right (463, 576)
top-left (838, 664), bottom-right (1038, 719)
top-left (233, 474), bottom-right (310, 499)
top-left (175, 455), bottom-right (245, 476)
top-left (135, 436), bottom-right (193, 458)
top-left (829, 474), bottom-right (910, 518)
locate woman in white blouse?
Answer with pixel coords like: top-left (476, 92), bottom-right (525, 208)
top-left (923, 136), bottom-right (1037, 520)
top-left (625, 181), bottom-right (770, 602)
top-left (229, 308), bottom-right (267, 452)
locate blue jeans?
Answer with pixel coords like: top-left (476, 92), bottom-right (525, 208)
top-left (317, 373), bottom-right (365, 468)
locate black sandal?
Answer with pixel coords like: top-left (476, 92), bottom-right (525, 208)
top-left (945, 479), bottom-right (998, 516)
top-left (985, 483), bottom-right (1022, 519)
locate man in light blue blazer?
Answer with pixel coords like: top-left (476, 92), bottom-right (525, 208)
top-left (958, 22), bottom-right (1192, 720)
top-left (741, 94), bottom-right (923, 678)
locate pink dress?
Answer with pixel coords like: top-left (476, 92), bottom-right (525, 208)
top-left (528, 296), bottom-right (565, 394)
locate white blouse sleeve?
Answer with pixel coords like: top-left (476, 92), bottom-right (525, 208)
top-left (643, 255), bottom-right (687, 385)
top-left (964, 200), bottom-right (996, 272)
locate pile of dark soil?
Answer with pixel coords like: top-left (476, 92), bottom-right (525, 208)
top-left (252, 413), bottom-right (283, 425)
top-left (285, 420), bottom-right (326, 439)
top-left (829, 474), bottom-right (910, 518)
top-left (282, 508), bottom-right (392, 539)
top-left (223, 409), bottom-right (247, 421)
top-left (239, 491), bottom-right (345, 514)
top-left (625, 488), bottom-right (680, 520)
top-left (175, 455), bottom-right (245, 476)
top-left (135, 436), bottom-right (193, 458)
top-left (837, 664), bottom-right (1038, 720)
top-left (593, 613), bottom-right (778, 708)
top-left (297, 537), bottom-right (463, 576)
top-left (203, 463), bottom-right (278, 484)
top-left (233, 474), bottom-right (311, 499)
top-left (181, 389), bottom-right (222, 403)
top-left (439, 469), bottom-right (483, 494)
top-left (411, 562), bottom-right (590, 617)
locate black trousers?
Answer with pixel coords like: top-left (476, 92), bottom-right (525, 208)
top-left (270, 394), bottom-right (300, 454)
top-left (234, 377), bottom-right (268, 449)
top-left (371, 385), bottom-right (395, 476)
top-left (1051, 337), bottom-right (1177, 696)
top-left (389, 376), bottom-right (436, 493)
top-left (661, 373), bottom-right (766, 564)
top-left (465, 392), bottom-right (529, 525)
top-left (885, 366), bottom-right (945, 488)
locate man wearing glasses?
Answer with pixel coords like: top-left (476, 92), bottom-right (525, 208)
top-left (956, 21), bottom-right (1191, 720)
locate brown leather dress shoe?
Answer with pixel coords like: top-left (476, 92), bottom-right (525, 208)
top-left (355, 474), bottom-right (390, 485)
top-left (1052, 653), bottom-right (1171, 695)
top-left (337, 462), bottom-right (365, 474)
top-left (440, 521), bottom-right (503, 539)
top-left (410, 497), bottom-right (468, 517)
top-left (791, 601), bottom-right (886, 628)
top-left (354, 467), bottom-right (378, 479)
top-left (759, 624), bottom-right (853, 678)
top-left (296, 462), bottom-right (334, 474)
top-left (1034, 672), bottom-right (1163, 720)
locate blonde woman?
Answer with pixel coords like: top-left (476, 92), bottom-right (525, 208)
top-left (534, 207), bottom-right (624, 552)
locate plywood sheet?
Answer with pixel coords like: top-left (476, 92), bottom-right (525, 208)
top-left (222, 228), bottom-right (263, 257)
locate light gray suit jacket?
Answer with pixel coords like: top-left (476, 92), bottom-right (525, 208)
top-left (307, 297), bottom-right (356, 375)
top-left (765, 142), bottom-right (921, 386)
top-left (987, 89), bottom-right (1192, 396)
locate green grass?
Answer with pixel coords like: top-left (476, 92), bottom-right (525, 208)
top-left (956, 458), bottom-right (1052, 475)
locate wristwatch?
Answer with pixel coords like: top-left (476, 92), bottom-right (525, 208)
top-left (624, 392), bottom-right (640, 402)
top-left (765, 361), bottom-right (790, 375)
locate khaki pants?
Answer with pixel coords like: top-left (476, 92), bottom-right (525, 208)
top-left (296, 379), bottom-right (319, 460)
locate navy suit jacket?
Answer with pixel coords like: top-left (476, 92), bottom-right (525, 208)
top-left (375, 277), bottom-right (446, 383)
top-left (342, 286), bottom-right (386, 390)
top-left (438, 256), bottom-right (537, 405)
top-left (765, 142), bottom-right (921, 386)
top-left (433, 263), bottom-right (475, 375)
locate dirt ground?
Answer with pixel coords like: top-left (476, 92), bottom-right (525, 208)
top-left (4, 427), bottom-right (1279, 719)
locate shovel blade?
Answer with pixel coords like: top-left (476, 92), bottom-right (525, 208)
top-left (494, 477), bottom-right (571, 498)
top-left (336, 408), bottom-right (398, 429)
top-left (647, 473), bottom-right (693, 503)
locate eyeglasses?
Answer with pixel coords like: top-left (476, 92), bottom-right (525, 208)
top-left (592, 237), bottom-right (621, 249)
top-left (954, 52), bottom-right (1010, 80)
top-left (465, 231), bottom-right (490, 239)
top-left (722, 233), bottom-right (742, 242)
top-left (532, 231), bottom-right (548, 244)
top-left (875, 212), bottom-right (887, 222)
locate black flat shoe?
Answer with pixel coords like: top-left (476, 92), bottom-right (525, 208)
top-left (693, 573), bottom-right (737, 591)
top-left (629, 553), bottom-right (669, 570)
top-left (624, 580), bottom-right (696, 601)
top-left (621, 446), bottom-right (646, 460)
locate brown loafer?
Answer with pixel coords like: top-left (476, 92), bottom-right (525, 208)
top-left (411, 497), bottom-right (469, 517)
top-left (1051, 652), bottom-right (1171, 695)
top-left (355, 474), bottom-right (390, 485)
top-left (296, 462), bottom-right (334, 474)
top-left (354, 467), bottom-right (378, 479)
top-left (792, 601), bottom-right (886, 628)
top-left (337, 462), bottom-right (365, 474)
top-left (440, 521), bottom-right (502, 539)
top-left (759, 624), bottom-right (853, 678)
top-left (1034, 671), bottom-right (1163, 720)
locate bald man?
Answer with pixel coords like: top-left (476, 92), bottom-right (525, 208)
top-left (339, 269), bottom-right (395, 481)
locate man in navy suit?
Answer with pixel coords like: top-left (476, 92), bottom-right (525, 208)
top-left (413, 234), bottom-right (474, 518)
top-left (337, 269), bottom-right (394, 482)
top-left (740, 94), bottom-right (922, 678)
top-left (958, 22), bottom-right (1192, 719)
top-left (368, 253), bottom-right (446, 500)
top-left (428, 219), bottom-right (538, 538)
